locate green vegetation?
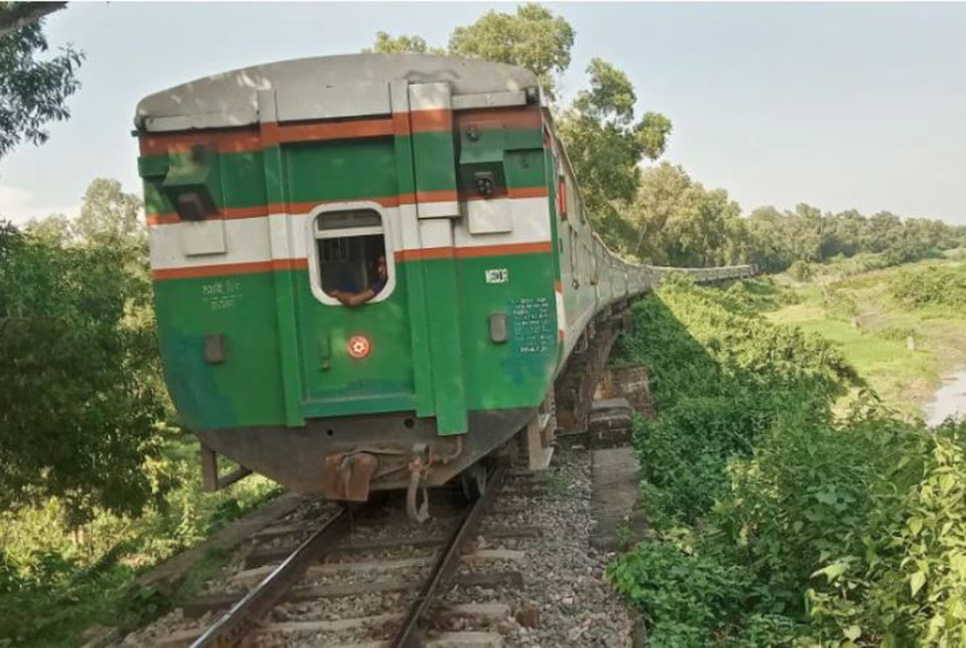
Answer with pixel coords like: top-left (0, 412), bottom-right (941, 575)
top-left (767, 254), bottom-right (966, 419)
top-left (609, 276), bottom-right (966, 645)
top-left (366, 4), bottom-right (673, 253)
top-left (626, 168), bottom-right (966, 270)
top-left (890, 264), bottom-right (966, 312)
top-left (368, 10), bottom-right (965, 269)
top-left (1, 2), bottom-right (83, 161)
top-left (0, 180), bottom-right (280, 647)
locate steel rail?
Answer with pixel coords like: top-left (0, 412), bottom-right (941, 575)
top-left (390, 466), bottom-right (505, 648)
top-left (189, 506), bottom-right (349, 648)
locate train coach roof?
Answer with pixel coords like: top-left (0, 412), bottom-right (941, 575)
top-left (135, 53), bottom-right (538, 132)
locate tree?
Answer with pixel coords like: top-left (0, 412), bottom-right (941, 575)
top-left (363, 31), bottom-right (444, 55)
top-left (0, 1), bottom-right (64, 39)
top-left (0, 223), bottom-right (164, 523)
top-left (74, 178), bottom-right (144, 246)
top-left (448, 3), bottom-right (575, 101)
top-left (629, 161), bottom-right (694, 262)
top-left (557, 59), bottom-right (672, 251)
top-left (0, 179), bottom-right (164, 523)
top-left (0, 2), bottom-right (83, 161)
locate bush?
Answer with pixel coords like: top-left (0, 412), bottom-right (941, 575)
top-left (609, 279), bottom-right (966, 644)
top-left (0, 223), bottom-right (166, 522)
top-left (889, 265), bottom-right (966, 313)
top-left (788, 260), bottom-right (814, 282)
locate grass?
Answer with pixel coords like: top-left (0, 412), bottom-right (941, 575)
top-left (0, 431), bottom-right (281, 647)
top-left (764, 253), bottom-right (966, 419)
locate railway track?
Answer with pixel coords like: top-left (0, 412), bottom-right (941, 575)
top-left (148, 467), bottom-right (549, 647)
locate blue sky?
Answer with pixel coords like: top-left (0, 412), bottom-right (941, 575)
top-left (1, 2), bottom-right (964, 224)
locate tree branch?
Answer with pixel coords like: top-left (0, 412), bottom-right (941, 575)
top-left (0, 2), bottom-right (67, 40)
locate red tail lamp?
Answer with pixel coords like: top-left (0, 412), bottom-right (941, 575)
top-left (347, 335), bottom-right (371, 359)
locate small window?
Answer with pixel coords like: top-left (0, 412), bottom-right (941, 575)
top-left (307, 205), bottom-right (395, 306)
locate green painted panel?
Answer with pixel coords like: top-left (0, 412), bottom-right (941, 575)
top-left (284, 138), bottom-right (400, 204)
top-left (292, 271), bottom-right (417, 413)
top-left (456, 253), bottom-right (558, 411)
top-left (420, 257), bottom-right (468, 435)
top-left (505, 149), bottom-right (547, 191)
top-left (413, 131), bottom-right (460, 194)
top-left (153, 273), bottom-right (287, 430)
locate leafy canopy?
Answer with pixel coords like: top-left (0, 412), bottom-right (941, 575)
top-left (363, 31), bottom-right (444, 55)
top-left (0, 2), bottom-right (83, 161)
top-left (365, 4), bottom-right (672, 254)
top-left (448, 3), bottom-right (574, 101)
top-left (0, 180), bottom-right (165, 523)
top-left (558, 59), bottom-right (672, 250)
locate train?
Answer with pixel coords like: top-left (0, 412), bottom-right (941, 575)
top-left (135, 53), bottom-right (756, 518)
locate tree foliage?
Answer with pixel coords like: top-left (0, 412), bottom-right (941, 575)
top-left (0, 180), bottom-right (165, 523)
top-left (448, 3), bottom-right (574, 101)
top-left (364, 5), bottom-right (673, 254)
top-left (0, 2), bottom-right (83, 161)
top-left (625, 163), bottom-right (966, 271)
top-left (363, 31), bottom-right (444, 55)
top-left (556, 60), bottom-right (672, 251)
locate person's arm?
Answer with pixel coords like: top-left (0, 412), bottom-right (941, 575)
top-left (335, 288), bottom-right (375, 307)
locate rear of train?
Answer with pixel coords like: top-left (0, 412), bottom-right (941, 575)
top-left (135, 54), bottom-right (565, 505)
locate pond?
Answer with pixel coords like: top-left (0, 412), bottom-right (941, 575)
top-left (925, 369), bottom-right (966, 427)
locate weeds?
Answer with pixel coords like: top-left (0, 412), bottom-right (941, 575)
top-left (608, 278), bottom-right (966, 645)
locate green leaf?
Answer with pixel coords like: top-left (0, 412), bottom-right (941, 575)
top-left (812, 560), bottom-right (850, 582)
top-left (908, 517), bottom-right (924, 537)
top-left (939, 473), bottom-right (954, 495)
top-left (910, 571), bottom-right (926, 597)
top-left (843, 625), bottom-right (862, 641)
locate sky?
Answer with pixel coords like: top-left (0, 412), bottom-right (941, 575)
top-left (1, 2), bottom-right (964, 225)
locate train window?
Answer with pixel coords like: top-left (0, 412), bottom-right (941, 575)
top-left (307, 206), bottom-right (395, 306)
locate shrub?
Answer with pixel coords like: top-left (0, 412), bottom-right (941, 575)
top-left (788, 260), bottom-right (814, 282)
top-left (610, 279), bottom-right (966, 644)
top-left (889, 265), bottom-right (966, 313)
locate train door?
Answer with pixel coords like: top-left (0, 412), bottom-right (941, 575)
top-left (285, 81), bottom-right (431, 424)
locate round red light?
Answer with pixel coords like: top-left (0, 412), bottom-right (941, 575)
top-left (347, 335), bottom-right (371, 359)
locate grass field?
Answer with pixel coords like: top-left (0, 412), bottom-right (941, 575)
top-left (765, 253), bottom-right (966, 419)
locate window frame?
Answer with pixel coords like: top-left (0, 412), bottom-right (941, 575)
top-left (305, 201), bottom-right (397, 307)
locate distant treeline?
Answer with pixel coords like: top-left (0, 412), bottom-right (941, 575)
top-left (610, 162), bottom-right (966, 273)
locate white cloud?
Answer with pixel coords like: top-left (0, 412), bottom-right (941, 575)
top-left (0, 183), bottom-right (80, 225)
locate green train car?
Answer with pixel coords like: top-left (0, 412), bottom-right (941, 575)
top-left (135, 54), bottom-right (755, 510)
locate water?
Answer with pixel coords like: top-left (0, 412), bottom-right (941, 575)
top-left (925, 369), bottom-right (966, 427)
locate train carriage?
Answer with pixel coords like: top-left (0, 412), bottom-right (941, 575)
top-left (135, 53), bottom-right (755, 512)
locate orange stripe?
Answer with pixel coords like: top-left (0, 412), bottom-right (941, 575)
top-left (554, 280), bottom-right (563, 293)
top-left (396, 246), bottom-right (454, 262)
top-left (141, 106), bottom-right (543, 158)
top-left (392, 112), bottom-right (411, 135)
top-left (454, 242), bottom-right (552, 258)
top-left (508, 186), bottom-right (549, 199)
top-left (263, 118), bottom-right (395, 145)
top-left (139, 128), bottom-right (261, 156)
top-left (146, 213), bottom-right (180, 226)
top-left (410, 109), bottom-right (452, 132)
top-left (455, 107), bottom-right (543, 130)
top-left (146, 205), bottom-right (268, 225)
top-left (411, 190), bottom-right (459, 204)
top-left (151, 259), bottom-right (307, 280)
top-left (140, 110), bottom-right (459, 158)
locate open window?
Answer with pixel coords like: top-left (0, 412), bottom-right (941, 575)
top-left (307, 204), bottom-right (396, 306)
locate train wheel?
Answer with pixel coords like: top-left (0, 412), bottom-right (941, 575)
top-left (460, 462), bottom-right (487, 501)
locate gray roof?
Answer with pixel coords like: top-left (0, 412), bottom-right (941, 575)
top-left (135, 53), bottom-right (538, 132)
